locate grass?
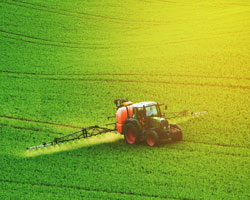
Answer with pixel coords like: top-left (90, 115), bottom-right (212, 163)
top-left (1, 0), bottom-right (250, 199)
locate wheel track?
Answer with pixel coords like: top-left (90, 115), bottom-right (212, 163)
top-left (0, 29), bottom-right (140, 49)
top-left (182, 139), bottom-right (250, 151)
top-left (166, 144), bottom-right (250, 158)
top-left (1, 115), bottom-right (250, 153)
top-left (2, 122), bottom-right (249, 158)
top-left (2, 0), bottom-right (119, 25)
top-left (0, 32), bottom-right (111, 49)
top-left (183, 139), bottom-right (249, 149)
top-left (3, 74), bottom-right (250, 90)
top-left (3, 0), bottom-right (161, 26)
top-left (0, 30), bottom-right (168, 50)
top-left (0, 179), bottom-right (190, 200)
top-left (0, 70), bottom-right (249, 81)
top-left (0, 123), bottom-right (62, 135)
top-left (0, 29), bottom-right (103, 46)
top-left (0, 115), bottom-right (81, 129)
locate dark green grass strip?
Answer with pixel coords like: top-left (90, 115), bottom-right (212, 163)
top-left (4, 74), bottom-right (250, 90)
top-left (0, 123), bottom-right (64, 135)
top-left (0, 29), bottom-right (98, 46)
top-left (2, 0), bottom-right (129, 25)
top-left (4, 0), bottom-right (158, 25)
top-left (1, 0), bottom-right (98, 23)
top-left (0, 179), bottom-right (191, 200)
top-left (182, 139), bottom-right (250, 150)
top-left (0, 32), bottom-right (110, 49)
top-left (1, 117), bottom-right (250, 157)
top-left (1, 70), bottom-right (249, 81)
top-left (0, 115), bottom-right (81, 129)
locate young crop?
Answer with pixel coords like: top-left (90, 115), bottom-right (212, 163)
top-left (1, 0), bottom-right (250, 199)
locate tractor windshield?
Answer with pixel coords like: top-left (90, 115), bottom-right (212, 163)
top-left (145, 105), bottom-right (159, 117)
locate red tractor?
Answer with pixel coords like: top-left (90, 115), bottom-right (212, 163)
top-left (114, 99), bottom-right (182, 147)
top-left (27, 99), bottom-right (207, 150)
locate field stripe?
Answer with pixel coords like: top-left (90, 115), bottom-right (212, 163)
top-left (0, 179), bottom-right (190, 200)
top-left (0, 115), bottom-right (81, 129)
top-left (167, 143), bottom-right (250, 158)
top-left (183, 139), bottom-right (250, 149)
top-left (0, 31), bottom-right (111, 49)
top-left (1, 115), bottom-right (250, 152)
top-left (3, 74), bottom-right (250, 90)
top-left (0, 34), bottom-right (84, 49)
top-left (3, 0), bottom-right (158, 26)
top-left (1, 0), bottom-right (106, 24)
top-left (2, 123), bottom-right (249, 158)
top-left (0, 123), bottom-right (64, 136)
top-left (0, 29), bottom-right (102, 46)
top-left (0, 123), bottom-right (43, 133)
top-left (1, 70), bottom-right (249, 81)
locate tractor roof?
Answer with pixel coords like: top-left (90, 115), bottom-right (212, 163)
top-left (131, 101), bottom-right (157, 108)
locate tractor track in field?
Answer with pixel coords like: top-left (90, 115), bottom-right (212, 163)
top-left (3, 74), bottom-right (250, 90)
top-left (0, 32), bottom-right (111, 50)
top-left (3, 0), bottom-right (161, 26)
top-left (1, 115), bottom-right (250, 157)
top-left (183, 139), bottom-right (250, 149)
top-left (0, 123), bottom-right (44, 133)
top-left (0, 29), bottom-right (138, 49)
top-left (2, 0), bottom-right (120, 25)
top-left (0, 123), bottom-right (63, 135)
top-left (3, 124), bottom-right (250, 158)
top-left (0, 115), bottom-right (81, 129)
top-left (1, 70), bottom-right (249, 81)
top-left (0, 179), bottom-right (192, 200)
top-left (167, 144), bottom-right (250, 158)
top-left (0, 29), bottom-right (104, 47)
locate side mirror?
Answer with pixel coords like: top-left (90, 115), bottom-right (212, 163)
top-left (165, 105), bottom-right (168, 110)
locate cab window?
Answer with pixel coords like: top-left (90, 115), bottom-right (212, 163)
top-left (146, 106), bottom-right (158, 117)
top-left (133, 107), bottom-right (144, 119)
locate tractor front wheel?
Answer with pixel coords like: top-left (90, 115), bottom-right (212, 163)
top-left (123, 123), bottom-right (140, 145)
top-left (146, 130), bottom-right (159, 147)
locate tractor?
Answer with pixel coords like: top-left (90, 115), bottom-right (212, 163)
top-left (27, 99), bottom-right (207, 150)
top-left (114, 99), bottom-right (182, 146)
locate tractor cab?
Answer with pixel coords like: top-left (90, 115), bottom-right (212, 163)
top-left (131, 102), bottom-right (168, 130)
top-left (131, 102), bottom-right (162, 119)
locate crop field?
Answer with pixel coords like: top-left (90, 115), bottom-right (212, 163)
top-left (1, 0), bottom-right (250, 199)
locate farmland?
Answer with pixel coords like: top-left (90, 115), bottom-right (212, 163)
top-left (1, 0), bottom-right (250, 199)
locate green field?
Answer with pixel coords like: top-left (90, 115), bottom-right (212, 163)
top-left (1, 0), bottom-right (250, 199)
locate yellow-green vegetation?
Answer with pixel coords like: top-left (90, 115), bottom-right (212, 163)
top-left (0, 0), bottom-right (250, 199)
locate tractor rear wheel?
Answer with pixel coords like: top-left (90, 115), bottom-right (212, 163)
top-left (123, 123), bottom-right (140, 145)
top-left (146, 130), bottom-right (159, 147)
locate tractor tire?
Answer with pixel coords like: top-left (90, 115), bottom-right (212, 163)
top-left (123, 123), bottom-right (140, 145)
top-left (171, 124), bottom-right (183, 141)
top-left (146, 130), bottom-right (159, 147)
